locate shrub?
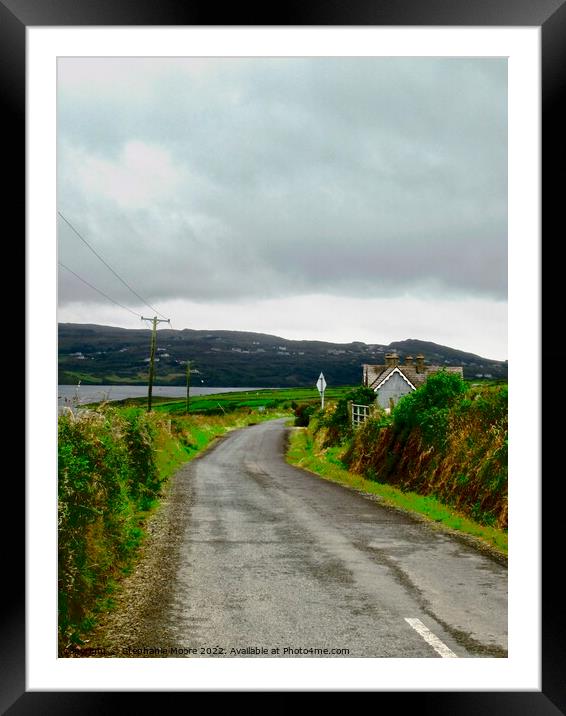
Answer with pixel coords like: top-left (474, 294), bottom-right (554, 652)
top-left (293, 402), bottom-right (318, 427)
top-left (392, 370), bottom-right (467, 447)
top-left (58, 407), bottom-right (165, 651)
top-left (318, 385), bottom-right (379, 446)
top-left (123, 411), bottom-right (160, 501)
top-left (342, 378), bottom-right (508, 529)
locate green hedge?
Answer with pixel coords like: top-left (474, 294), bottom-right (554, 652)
top-left (58, 408), bottom-right (165, 651)
top-left (342, 376), bottom-right (508, 528)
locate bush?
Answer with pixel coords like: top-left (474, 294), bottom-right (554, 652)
top-left (343, 378), bottom-right (508, 529)
top-left (293, 402), bottom-right (318, 427)
top-left (124, 412), bottom-right (160, 501)
top-left (58, 407), bottom-right (165, 651)
top-left (392, 370), bottom-right (467, 446)
top-left (318, 385), bottom-right (379, 447)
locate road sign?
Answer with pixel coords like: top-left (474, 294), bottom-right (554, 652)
top-left (316, 373), bottom-right (327, 393)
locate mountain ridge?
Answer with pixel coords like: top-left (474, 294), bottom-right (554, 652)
top-left (58, 323), bottom-right (507, 387)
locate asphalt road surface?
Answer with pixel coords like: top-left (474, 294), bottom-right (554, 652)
top-left (147, 419), bottom-right (508, 658)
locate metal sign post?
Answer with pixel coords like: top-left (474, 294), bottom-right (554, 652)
top-left (316, 372), bottom-right (327, 410)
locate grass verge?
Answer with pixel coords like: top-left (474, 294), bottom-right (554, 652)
top-left (286, 427), bottom-right (507, 557)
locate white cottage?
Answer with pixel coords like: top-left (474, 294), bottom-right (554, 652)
top-left (362, 353), bottom-right (463, 411)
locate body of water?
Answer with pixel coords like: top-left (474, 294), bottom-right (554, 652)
top-left (58, 385), bottom-right (267, 408)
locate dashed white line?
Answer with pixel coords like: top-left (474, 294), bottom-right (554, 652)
top-left (404, 618), bottom-right (459, 658)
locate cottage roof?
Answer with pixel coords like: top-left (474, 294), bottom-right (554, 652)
top-left (374, 365), bottom-right (417, 391)
top-left (363, 362), bottom-right (463, 390)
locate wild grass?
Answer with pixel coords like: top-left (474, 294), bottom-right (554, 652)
top-left (303, 373), bottom-right (508, 531)
top-left (344, 379), bottom-right (508, 529)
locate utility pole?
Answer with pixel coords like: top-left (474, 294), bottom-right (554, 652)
top-left (186, 360), bottom-right (192, 414)
top-left (141, 316), bottom-right (170, 412)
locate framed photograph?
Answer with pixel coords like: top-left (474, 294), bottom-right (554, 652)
top-left (13, 0), bottom-right (561, 709)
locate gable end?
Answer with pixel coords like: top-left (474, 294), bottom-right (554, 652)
top-left (374, 366), bottom-right (416, 392)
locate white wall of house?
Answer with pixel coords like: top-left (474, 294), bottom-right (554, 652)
top-left (375, 371), bottom-right (414, 409)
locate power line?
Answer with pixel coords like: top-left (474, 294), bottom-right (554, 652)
top-left (58, 211), bottom-right (169, 320)
top-left (59, 261), bottom-right (142, 318)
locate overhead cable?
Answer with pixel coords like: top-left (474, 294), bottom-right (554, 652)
top-left (58, 211), bottom-right (168, 319)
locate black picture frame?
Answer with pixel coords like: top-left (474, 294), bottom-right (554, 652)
top-left (11, 0), bottom-right (562, 710)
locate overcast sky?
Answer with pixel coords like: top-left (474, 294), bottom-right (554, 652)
top-left (57, 57), bottom-right (507, 359)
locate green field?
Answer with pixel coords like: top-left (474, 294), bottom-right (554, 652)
top-left (95, 386), bottom-right (355, 415)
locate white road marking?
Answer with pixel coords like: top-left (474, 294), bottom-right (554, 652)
top-left (404, 618), bottom-right (459, 658)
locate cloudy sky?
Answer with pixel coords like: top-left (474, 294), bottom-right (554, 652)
top-left (57, 57), bottom-right (507, 359)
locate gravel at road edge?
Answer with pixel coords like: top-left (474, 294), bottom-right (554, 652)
top-left (80, 439), bottom-right (227, 658)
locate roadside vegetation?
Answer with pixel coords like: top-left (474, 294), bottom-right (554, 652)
top-left (287, 373), bottom-right (507, 554)
top-left (58, 400), bottom-right (289, 655)
top-left (59, 377), bottom-right (507, 653)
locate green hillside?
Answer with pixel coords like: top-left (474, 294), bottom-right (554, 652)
top-left (58, 323), bottom-right (507, 387)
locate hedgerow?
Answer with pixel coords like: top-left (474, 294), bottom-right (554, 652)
top-left (58, 408), bottom-right (165, 651)
top-left (310, 373), bottom-right (508, 529)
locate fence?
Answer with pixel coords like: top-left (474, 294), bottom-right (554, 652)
top-left (350, 402), bottom-right (371, 428)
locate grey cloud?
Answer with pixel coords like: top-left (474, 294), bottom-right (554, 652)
top-left (58, 57), bottom-right (507, 309)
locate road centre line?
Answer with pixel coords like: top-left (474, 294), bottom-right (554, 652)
top-left (404, 618), bottom-right (459, 658)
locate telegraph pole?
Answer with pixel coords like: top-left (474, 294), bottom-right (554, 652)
top-left (186, 360), bottom-right (192, 414)
top-left (141, 316), bottom-right (170, 411)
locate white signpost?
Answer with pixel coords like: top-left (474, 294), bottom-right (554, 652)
top-left (316, 372), bottom-right (327, 410)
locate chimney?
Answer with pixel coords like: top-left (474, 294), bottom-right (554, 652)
top-left (415, 354), bottom-right (425, 373)
top-left (404, 355), bottom-right (414, 366)
top-left (385, 352), bottom-right (399, 367)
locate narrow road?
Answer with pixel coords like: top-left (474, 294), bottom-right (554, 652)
top-left (125, 419), bottom-right (508, 658)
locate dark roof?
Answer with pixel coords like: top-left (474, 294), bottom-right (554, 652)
top-left (364, 363), bottom-right (463, 390)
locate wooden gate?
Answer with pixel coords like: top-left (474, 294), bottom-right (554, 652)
top-left (351, 402), bottom-right (371, 428)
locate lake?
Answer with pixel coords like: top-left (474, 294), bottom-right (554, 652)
top-left (58, 385), bottom-right (267, 408)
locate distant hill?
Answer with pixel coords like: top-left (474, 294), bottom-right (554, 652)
top-left (58, 323), bottom-right (507, 387)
